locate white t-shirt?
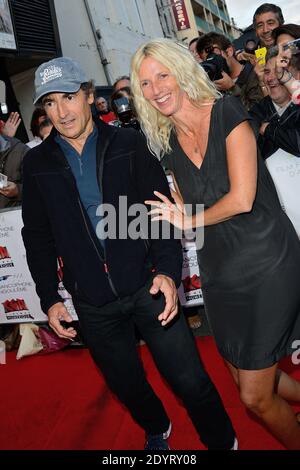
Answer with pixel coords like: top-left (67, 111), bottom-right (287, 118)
top-left (26, 137), bottom-right (42, 148)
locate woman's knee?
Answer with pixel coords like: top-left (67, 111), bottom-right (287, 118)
top-left (239, 387), bottom-right (273, 415)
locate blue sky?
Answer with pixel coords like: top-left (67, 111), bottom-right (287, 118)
top-left (226, 0), bottom-right (300, 29)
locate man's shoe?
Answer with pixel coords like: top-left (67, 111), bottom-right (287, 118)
top-left (144, 434), bottom-right (170, 450)
top-left (144, 422), bottom-right (171, 450)
top-left (231, 437), bottom-right (238, 450)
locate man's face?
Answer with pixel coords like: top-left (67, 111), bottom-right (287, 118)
top-left (96, 97), bottom-right (108, 112)
top-left (264, 57), bottom-right (290, 106)
top-left (255, 12), bottom-right (280, 48)
top-left (42, 89), bottom-right (94, 142)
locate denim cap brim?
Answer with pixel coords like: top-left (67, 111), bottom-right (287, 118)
top-left (33, 81), bottom-right (82, 105)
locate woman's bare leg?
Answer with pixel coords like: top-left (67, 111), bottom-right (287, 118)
top-left (225, 362), bottom-right (300, 419)
top-left (275, 369), bottom-right (300, 403)
top-left (224, 359), bottom-right (239, 386)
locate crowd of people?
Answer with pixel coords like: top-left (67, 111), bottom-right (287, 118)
top-left (1, 2), bottom-right (300, 451)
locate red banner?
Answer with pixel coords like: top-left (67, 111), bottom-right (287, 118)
top-left (172, 0), bottom-right (190, 31)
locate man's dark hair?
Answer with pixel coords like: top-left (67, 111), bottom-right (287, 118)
top-left (113, 75), bottom-right (130, 91)
top-left (80, 80), bottom-right (95, 98)
top-left (253, 3), bottom-right (284, 27)
top-left (196, 32), bottom-right (232, 54)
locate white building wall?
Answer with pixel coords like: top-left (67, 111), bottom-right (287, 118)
top-left (85, 0), bottom-right (164, 80)
top-left (11, 68), bottom-right (36, 141)
top-left (54, 0), bottom-right (108, 85)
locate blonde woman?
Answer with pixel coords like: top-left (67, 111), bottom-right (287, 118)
top-left (131, 38), bottom-right (300, 449)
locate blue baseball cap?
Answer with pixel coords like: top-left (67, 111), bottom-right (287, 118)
top-left (33, 57), bottom-right (88, 104)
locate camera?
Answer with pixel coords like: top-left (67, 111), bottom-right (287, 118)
top-left (201, 50), bottom-right (230, 81)
top-left (244, 38), bottom-right (258, 55)
top-left (111, 96), bottom-right (140, 130)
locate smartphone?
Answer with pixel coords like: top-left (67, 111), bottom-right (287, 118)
top-left (283, 38), bottom-right (300, 55)
top-left (0, 172), bottom-right (7, 189)
top-left (255, 46), bottom-right (267, 65)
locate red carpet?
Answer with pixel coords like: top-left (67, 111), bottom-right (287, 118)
top-left (0, 336), bottom-right (299, 450)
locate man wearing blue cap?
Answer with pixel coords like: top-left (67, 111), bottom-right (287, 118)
top-left (21, 57), bottom-right (236, 450)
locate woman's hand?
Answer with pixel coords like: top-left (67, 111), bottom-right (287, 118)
top-left (145, 190), bottom-right (192, 230)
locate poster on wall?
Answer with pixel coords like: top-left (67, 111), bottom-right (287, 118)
top-left (166, 173), bottom-right (203, 307)
top-left (0, 0), bottom-right (16, 50)
top-left (265, 148), bottom-right (300, 237)
top-left (178, 239), bottom-right (203, 307)
top-left (0, 208), bottom-right (77, 324)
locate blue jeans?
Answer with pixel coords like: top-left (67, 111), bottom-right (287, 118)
top-left (73, 278), bottom-right (235, 449)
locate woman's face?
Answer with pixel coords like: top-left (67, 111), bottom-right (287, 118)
top-left (276, 33), bottom-right (300, 79)
top-left (138, 56), bottom-right (187, 117)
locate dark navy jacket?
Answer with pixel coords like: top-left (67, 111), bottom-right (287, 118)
top-left (249, 96), bottom-right (300, 159)
top-left (21, 119), bottom-right (182, 313)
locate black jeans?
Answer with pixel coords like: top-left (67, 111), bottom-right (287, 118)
top-left (73, 279), bottom-right (235, 449)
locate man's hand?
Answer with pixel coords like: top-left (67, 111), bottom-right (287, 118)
top-left (1, 112), bottom-right (21, 138)
top-left (48, 302), bottom-right (77, 339)
top-left (0, 181), bottom-right (19, 198)
top-left (254, 59), bottom-right (265, 84)
top-left (149, 274), bottom-right (178, 326)
top-left (214, 71), bottom-right (235, 91)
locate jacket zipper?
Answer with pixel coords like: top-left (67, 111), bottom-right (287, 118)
top-left (77, 196), bottom-right (119, 298)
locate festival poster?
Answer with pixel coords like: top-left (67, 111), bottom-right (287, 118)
top-left (265, 148), bottom-right (300, 237)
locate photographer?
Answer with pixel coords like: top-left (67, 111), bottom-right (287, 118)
top-left (196, 34), bottom-right (230, 82)
top-left (196, 33), bottom-right (263, 109)
top-left (110, 87), bottom-right (140, 131)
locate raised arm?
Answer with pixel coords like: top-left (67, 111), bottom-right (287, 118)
top-left (147, 121), bottom-right (257, 230)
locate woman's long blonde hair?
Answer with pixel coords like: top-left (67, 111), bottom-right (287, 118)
top-left (131, 38), bottom-right (220, 157)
